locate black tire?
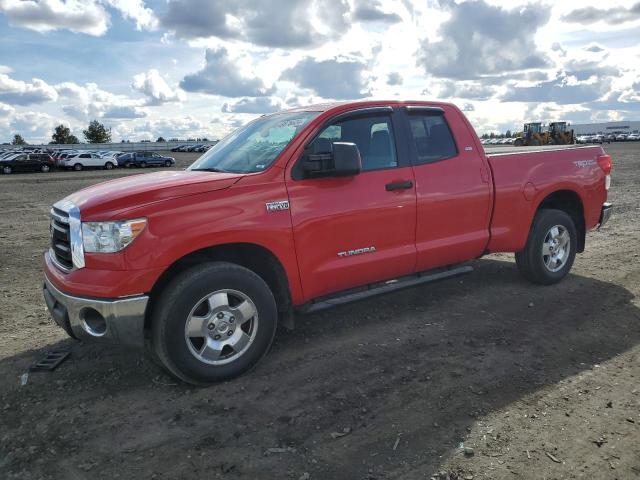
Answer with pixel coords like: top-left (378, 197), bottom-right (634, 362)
top-left (139, 161), bottom-right (147, 168)
top-left (41, 164), bottom-right (51, 173)
top-left (151, 262), bottom-right (278, 384)
top-left (73, 163), bottom-right (82, 171)
top-left (515, 209), bottom-right (577, 285)
top-left (124, 161), bottom-right (132, 168)
top-left (2, 165), bottom-right (12, 174)
top-left (104, 162), bottom-right (114, 170)
top-left (164, 160), bottom-right (172, 167)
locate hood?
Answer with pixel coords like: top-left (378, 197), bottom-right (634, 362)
top-left (67, 170), bottom-right (243, 219)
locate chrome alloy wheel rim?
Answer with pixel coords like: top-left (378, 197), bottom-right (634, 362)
top-left (542, 225), bottom-right (570, 272)
top-left (184, 289), bottom-right (258, 365)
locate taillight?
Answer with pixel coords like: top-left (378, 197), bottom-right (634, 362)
top-left (598, 154), bottom-right (612, 190)
top-left (597, 154), bottom-right (612, 175)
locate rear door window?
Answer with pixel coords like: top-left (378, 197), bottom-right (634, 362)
top-left (407, 114), bottom-right (458, 164)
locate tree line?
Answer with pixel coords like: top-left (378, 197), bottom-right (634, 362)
top-left (9, 120), bottom-right (112, 146)
top-left (480, 130), bottom-right (514, 139)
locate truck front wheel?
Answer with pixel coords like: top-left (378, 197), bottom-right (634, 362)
top-left (150, 262), bottom-right (278, 384)
top-left (515, 209), bottom-right (577, 285)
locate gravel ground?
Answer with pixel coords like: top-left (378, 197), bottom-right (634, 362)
top-left (0, 146), bottom-right (638, 480)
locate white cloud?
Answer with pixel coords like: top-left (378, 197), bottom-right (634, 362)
top-left (56, 81), bottom-right (145, 119)
top-left (102, 105), bottom-right (146, 118)
top-left (8, 110), bottom-right (57, 140)
top-left (0, 102), bottom-right (15, 116)
top-left (105, 0), bottom-right (157, 30)
top-left (0, 0), bottom-right (110, 36)
top-left (0, 73), bottom-right (58, 105)
top-left (1, 0), bottom-right (639, 141)
top-left (281, 57), bottom-right (371, 99)
top-left (160, 0), bottom-right (350, 48)
top-left (417, 1), bottom-right (551, 79)
top-left (132, 69), bottom-right (185, 105)
top-left (221, 97), bottom-right (283, 114)
top-left (180, 47), bottom-right (274, 97)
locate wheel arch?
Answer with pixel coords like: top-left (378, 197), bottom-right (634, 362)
top-left (145, 242), bottom-right (292, 330)
top-left (534, 189), bottom-right (586, 252)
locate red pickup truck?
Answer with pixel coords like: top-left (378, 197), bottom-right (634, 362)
top-left (43, 100), bottom-right (612, 384)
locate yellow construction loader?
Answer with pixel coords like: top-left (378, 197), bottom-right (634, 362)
top-left (514, 123), bottom-right (547, 146)
top-left (514, 122), bottom-right (575, 146)
top-left (548, 122), bottom-right (575, 145)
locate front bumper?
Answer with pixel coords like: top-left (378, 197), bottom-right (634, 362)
top-left (598, 202), bottom-right (613, 229)
top-left (43, 275), bottom-right (148, 348)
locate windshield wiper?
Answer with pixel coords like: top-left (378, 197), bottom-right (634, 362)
top-left (191, 167), bottom-right (228, 172)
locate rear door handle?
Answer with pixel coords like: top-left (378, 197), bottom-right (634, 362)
top-left (385, 180), bottom-right (413, 191)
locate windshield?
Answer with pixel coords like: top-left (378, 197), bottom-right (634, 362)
top-left (188, 111), bottom-right (319, 173)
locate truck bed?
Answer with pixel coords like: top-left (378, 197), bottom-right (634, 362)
top-left (484, 143), bottom-right (607, 254)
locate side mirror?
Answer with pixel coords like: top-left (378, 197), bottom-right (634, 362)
top-left (302, 140), bottom-right (361, 177)
top-left (332, 142), bottom-right (361, 177)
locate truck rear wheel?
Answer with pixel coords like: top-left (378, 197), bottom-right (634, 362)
top-left (515, 209), bottom-right (577, 285)
top-left (150, 262), bottom-right (278, 384)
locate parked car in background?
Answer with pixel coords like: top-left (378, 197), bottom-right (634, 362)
top-left (0, 150), bottom-right (22, 159)
top-left (627, 133), bottom-right (640, 141)
top-left (61, 152), bottom-right (117, 170)
top-left (53, 151), bottom-right (77, 166)
top-left (1, 153), bottom-right (54, 174)
top-left (98, 151), bottom-right (122, 166)
top-left (171, 144), bottom-right (187, 152)
top-left (117, 151), bottom-right (175, 168)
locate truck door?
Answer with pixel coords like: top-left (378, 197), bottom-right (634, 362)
top-left (286, 108), bottom-right (417, 301)
top-left (402, 106), bottom-right (492, 271)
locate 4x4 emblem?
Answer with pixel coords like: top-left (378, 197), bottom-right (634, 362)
top-left (265, 200), bottom-right (290, 212)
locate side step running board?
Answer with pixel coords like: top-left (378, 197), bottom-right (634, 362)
top-left (301, 264), bottom-right (473, 314)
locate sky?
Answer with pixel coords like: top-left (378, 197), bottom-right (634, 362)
top-left (0, 0), bottom-right (639, 144)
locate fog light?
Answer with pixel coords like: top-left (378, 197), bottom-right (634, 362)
top-left (79, 307), bottom-right (107, 336)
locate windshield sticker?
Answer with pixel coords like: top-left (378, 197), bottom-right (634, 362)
top-left (274, 118), bottom-right (306, 128)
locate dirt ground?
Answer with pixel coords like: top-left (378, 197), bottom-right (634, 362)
top-left (0, 146), bottom-right (638, 480)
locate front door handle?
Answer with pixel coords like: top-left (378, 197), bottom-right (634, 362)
top-left (385, 180), bottom-right (413, 191)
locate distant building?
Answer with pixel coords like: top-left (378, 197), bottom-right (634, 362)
top-left (572, 121), bottom-right (640, 135)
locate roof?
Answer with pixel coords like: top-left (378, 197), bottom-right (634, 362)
top-left (279, 99), bottom-right (457, 114)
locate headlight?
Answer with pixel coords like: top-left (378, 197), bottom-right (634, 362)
top-left (82, 218), bottom-right (147, 253)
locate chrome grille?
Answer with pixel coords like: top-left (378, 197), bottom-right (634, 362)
top-left (50, 207), bottom-right (72, 270)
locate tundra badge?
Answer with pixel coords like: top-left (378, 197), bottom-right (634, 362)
top-left (337, 246), bottom-right (376, 258)
top-left (265, 200), bottom-right (290, 212)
